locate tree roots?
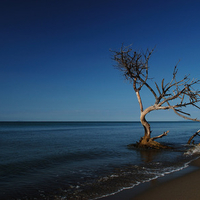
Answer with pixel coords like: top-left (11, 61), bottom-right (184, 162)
top-left (128, 134), bottom-right (173, 149)
top-left (130, 140), bottom-right (172, 149)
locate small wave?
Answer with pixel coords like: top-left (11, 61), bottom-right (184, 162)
top-left (60, 161), bottom-right (190, 200)
top-left (184, 144), bottom-right (200, 156)
top-left (96, 163), bottom-right (190, 199)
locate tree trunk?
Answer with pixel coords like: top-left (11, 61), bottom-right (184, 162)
top-left (135, 109), bottom-right (171, 149)
top-left (133, 91), bottom-right (170, 149)
top-left (140, 112), bottom-right (151, 145)
top-left (135, 90), bottom-right (151, 144)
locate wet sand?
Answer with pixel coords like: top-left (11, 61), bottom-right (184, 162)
top-left (100, 157), bottom-right (200, 200)
top-left (133, 157), bottom-right (200, 200)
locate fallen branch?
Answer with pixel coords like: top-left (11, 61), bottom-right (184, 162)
top-left (187, 129), bottom-right (200, 144)
top-left (150, 130), bottom-right (169, 141)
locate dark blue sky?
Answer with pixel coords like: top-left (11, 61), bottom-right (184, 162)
top-left (1, 0), bottom-right (200, 121)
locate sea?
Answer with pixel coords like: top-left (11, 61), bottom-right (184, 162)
top-left (1, 121), bottom-right (200, 200)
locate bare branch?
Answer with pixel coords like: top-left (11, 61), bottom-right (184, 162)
top-left (187, 130), bottom-right (200, 144)
top-left (149, 131), bottom-right (169, 141)
top-left (111, 44), bottom-right (158, 101)
top-left (139, 77), bottom-right (158, 99)
top-left (193, 103), bottom-right (200, 109)
top-left (174, 109), bottom-right (191, 116)
top-left (155, 82), bottom-right (161, 96)
top-left (172, 108), bottom-right (200, 121)
top-left (158, 89), bottom-right (184, 107)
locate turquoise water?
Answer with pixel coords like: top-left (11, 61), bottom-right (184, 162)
top-left (0, 121), bottom-right (200, 199)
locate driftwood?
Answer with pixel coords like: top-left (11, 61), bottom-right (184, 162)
top-left (187, 129), bottom-right (200, 144)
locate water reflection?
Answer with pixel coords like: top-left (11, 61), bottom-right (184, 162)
top-left (138, 149), bottom-right (162, 163)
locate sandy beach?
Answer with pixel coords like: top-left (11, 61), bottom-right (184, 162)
top-left (100, 157), bottom-right (200, 200)
top-left (133, 157), bottom-right (200, 200)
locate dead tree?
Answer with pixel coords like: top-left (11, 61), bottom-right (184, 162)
top-left (112, 44), bottom-right (200, 148)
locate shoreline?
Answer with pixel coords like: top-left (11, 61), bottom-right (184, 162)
top-left (99, 157), bottom-right (200, 200)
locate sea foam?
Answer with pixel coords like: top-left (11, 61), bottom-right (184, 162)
top-left (184, 144), bottom-right (200, 156)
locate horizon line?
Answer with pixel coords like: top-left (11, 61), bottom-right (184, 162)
top-left (0, 120), bottom-right (194, 123)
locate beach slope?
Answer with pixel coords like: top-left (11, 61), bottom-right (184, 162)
top-left (134, 158), bottom-right (200, 200)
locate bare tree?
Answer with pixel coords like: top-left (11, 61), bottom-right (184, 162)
top-left (112, 44), bottom-right (200, 148)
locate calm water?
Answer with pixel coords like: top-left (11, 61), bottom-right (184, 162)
top-left (0, 121), bottom-right (200, 199)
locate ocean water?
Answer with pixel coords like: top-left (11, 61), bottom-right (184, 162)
top-left (0, 121), bottom-right (200, 199)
